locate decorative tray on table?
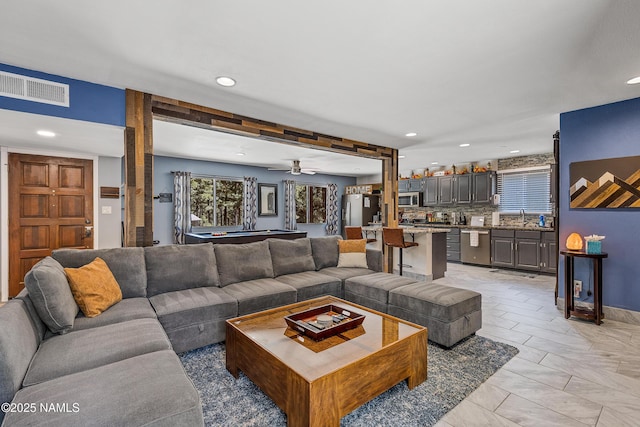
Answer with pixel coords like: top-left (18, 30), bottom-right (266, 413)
top-left (284, 304), bottom-right (365, 341)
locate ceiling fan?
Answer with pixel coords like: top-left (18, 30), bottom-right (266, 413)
top-left (268, 160), bottom-right (317, 175)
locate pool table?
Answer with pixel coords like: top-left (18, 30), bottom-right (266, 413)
top-left (184, 229), bottom-right (307, 245)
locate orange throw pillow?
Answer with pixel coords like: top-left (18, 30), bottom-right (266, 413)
top-left (64, 257), bottom-right (122, 318)
top-left (337, 239), bottom-right (368, 268)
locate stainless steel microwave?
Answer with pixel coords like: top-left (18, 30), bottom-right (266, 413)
top-left (398, 192), bottom-right (422, 207)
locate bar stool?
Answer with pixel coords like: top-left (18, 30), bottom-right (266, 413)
top-left (383, 227), bottom-right (418, 276)
top-left (345, 226), bottom-right (376, 243)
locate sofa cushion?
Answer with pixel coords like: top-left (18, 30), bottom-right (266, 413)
top-left (5, 350), bottom-right (203, 427)
top-left (222, 278), bottom-right (296, 315)
top-left (53, 247), bottom-right (147, 298)
top-left (319, 266), bottom-right (375, 283)
top-left (269, 238), bottom-right (316, 277)
top-left (344, 272), bottom-right (419, 313)
top-left (337, 239), bottom-right (368, 268)
top-left (150, 287), bottom-right (238, 353)
top-left (215, 241), bottom-right (274, 287)
top-left (23, 318), bottom-right (171, 386)
top-left (71, 298), bottom-right (157, 332)
top-left (310, 235), bottom-right (341, 269)
top-left (0, 300), bottom-right (41, 422)
top-left (144, 243), bottom-right (220, 297)
top-left (275, 271), bottom-right (342, 301)
top-left (64, 257), bottom-right (123, 317)
top-left (24, 256), bottom-right (78, 334)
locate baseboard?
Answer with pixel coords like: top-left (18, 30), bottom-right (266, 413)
top-left (556, 298), bottom-right (640, 326)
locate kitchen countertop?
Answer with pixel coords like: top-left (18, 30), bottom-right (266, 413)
top-left (401, 223), bottom-right (555, 232)
top-left (362, 225), bottom-right (450, 233)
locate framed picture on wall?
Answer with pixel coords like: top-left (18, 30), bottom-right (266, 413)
top-left (569, 155), bottom-right (640, 208)
top-left (258, 183), bottom-right (278, 216)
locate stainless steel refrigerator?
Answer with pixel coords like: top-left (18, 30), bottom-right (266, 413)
top-left (341, 194), bottom-right (380, 237)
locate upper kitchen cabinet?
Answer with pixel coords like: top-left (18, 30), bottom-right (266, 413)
top-left (422, 171), bottom-right (495, 207)
top-left (471, 171), bottom-right (496, 203)
top-left (438, 175), bottom-right (455, 205)
top-left (399, 178), bottom-right (424, 193)
top-left (423, 177), bottom-right (438, 206)
top-left (455, 174), bottom-right (472, 204)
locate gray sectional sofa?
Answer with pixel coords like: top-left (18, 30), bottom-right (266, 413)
top-left (0, 235), bottom-right (481, 426)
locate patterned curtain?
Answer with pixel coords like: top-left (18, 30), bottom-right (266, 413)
top-left (243, 176), bottom-right (258, 230)
top-left (173, 171), bottom-right (192, 244)
top-left (325, 183), bottom-right (339, 235)
top-left (283, 179), bottom-right (297, 230)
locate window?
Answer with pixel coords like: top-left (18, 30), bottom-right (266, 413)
top-left (190, 176), bottom-right (243, 227)
top-left (295, 184), bottom-right (327, 224)
top-left (497, 167), bottom-right (551, 214)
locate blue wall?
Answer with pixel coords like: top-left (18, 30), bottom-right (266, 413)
top-left (559, 97), bottom-right (640, 312)
top-left (0, 63), bottom-right (125, 126)
top-left (153, 156), bottom-right (357, 245)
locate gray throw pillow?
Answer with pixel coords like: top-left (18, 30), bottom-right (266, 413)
top-left (310, 236), bottom-right (342, 270)
top-left (24, 257), bottom-right (79, 334)
top-left (269, 238), bottom-right (316, 277)
top-left (214, 241), bottom-right (274, 287)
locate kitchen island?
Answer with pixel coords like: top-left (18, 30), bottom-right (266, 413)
top-left (362, 225), bottom-right (449, 280)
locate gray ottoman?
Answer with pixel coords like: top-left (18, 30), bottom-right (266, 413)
top-left (388, 283), bottom-right (481, 347)
top-left (344, 272), bottom-right (419, 313)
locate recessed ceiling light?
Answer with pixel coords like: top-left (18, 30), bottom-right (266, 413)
top-left (216, 76), bottom-right (236, 87)
top-left (236, 152), bottom-right (245, 156)
top-left (398, 155), bottom-right (406, 159)
top-left (431, 162), bottom-right (439, 165)
top-left (405, 132), bottom-right (417, 137)
top-left (37, 130), bottom-right (56, 137)
top-left (626, 76), bottom-right (640, 85)
top-left (510, 150), bottom-right (520, 154)
top-left (459, 143), bottom-right (470, 147)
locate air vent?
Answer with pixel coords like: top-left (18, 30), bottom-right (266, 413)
top-left (0, 71), bottom-right (69, 107)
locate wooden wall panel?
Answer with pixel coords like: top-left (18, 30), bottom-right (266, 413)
top-left (124, 90), bottom-right (154, 247)
top-left (125, 92), bottom-right (398, 269)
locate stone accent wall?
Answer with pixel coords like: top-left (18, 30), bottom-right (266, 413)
top-left (497, 153), bottom-right (554, 170)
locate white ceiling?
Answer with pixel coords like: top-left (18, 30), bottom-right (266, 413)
top-left (1, 0), bottom-right (640, 177)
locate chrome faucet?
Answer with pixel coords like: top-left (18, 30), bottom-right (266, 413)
top-left (520, 209), bottom-right (525, 226)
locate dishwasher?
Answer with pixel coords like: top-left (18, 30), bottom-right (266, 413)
top-left (461, 229), bottom-right (491, 266)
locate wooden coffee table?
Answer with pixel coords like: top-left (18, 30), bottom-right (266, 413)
top-left (226, 296), bottom-right (427, 427)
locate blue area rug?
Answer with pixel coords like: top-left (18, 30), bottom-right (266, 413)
top-left (179, 335), bottom-right (518, 426)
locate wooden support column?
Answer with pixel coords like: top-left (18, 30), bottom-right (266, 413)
top-left (382, 149), bottom-right (399, 273)
top-left (124, 90), bottom-right (154, 247)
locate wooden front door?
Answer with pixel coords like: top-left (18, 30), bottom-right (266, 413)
top-left (8, 153), bottom-right (93, 297)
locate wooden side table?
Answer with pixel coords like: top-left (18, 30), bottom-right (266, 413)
top-left (560, 250), bottom-right (608, 325)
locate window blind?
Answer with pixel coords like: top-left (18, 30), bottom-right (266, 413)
top-left (497, 168), bottom-right (551, 213)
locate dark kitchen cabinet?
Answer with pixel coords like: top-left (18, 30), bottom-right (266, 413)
top-left (408, 178), bottom-right (424, 192)
top-left (423, 172), bottom-right (495, 206)
top-left (491, 228), bottom-right (557, 273)
top-left (399, 178), bottom-right (424, 193)
top-left (438, 176), bottom-right (455, 205)
top-left (491, 229), bottom-right (515, 268)
top-left (423, 177), bottom-right (438, 206)
top-left (515, 230), bottom-right (541, 271)
top-left (472, 171), bottom-right (496, 203)
top-left (446, 228), bottom-right (461, 262)
top-left (540, 231), bottom-right (557, 274)
top-left (456, 174), bottom-right (472, 204)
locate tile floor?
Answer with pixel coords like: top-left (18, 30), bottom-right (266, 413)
top-left (432, 263), bottom-right (640, 427)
